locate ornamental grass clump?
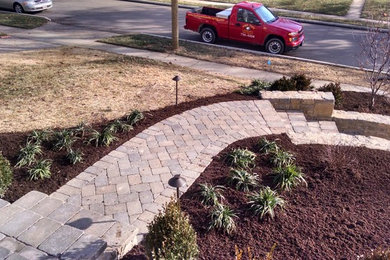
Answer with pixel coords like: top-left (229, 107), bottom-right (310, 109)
top-left (225, 148), bottom-right (256, 169)
top-left (53, 129), bottom-right (77, 151)
top-left (88, 128), bottom-right (117, 147)
top-left (0, 152), bottom-right (13, 198)
top-left (273, 164), bottom-right (306, 191)
top-left (270, 149), bottom-right (295, 168)
top-left (144, 199), bottom-right (199, 260)
top-left (126, 109), bottom-right (144, 126)
top-left (197, 183), bottom-right (225, 207)
top-left (106, 120), bottom-right (132, 133)
top-left (28, 159), bottom-right (52, 180)
top-left (15, 140), bottom-right (42, 168)
top-left (228, 168), bottom-right (259, 192)
top-left (28, 129), bottom-right (52, 144)
top-left (248, 186), bottom-right (285, 220)
top-left (67, 149), bottom-right (83, 165)
top-left (209, 203), bottom-right (237, 235)
top-left (258, 137), bottom-right (279, 155)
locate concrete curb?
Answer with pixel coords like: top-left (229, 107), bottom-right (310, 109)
top-left (122, 0), bottom-right (389, 32)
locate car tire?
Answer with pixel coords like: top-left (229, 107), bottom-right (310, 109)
top-left (200, 28), bottom-right (217, 44)
top-left (265, 38), bottom-right (285, 54)
top-left (14, 3), bottom-right (24, 13)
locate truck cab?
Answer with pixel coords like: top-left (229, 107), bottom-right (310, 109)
top-left (184, 2), bottom-right (304, 54)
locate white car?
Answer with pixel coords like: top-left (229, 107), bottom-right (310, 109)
top-left (0, 0), bottom-right (52, 13)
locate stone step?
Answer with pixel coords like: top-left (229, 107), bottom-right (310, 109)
top-left (0, 191), bottom-right (138, 259)
top-left (278, 111), bottom-right (339, 134)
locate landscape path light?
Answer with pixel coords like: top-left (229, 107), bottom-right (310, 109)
top-left (172, 75), bottom-right (181, 106)
top-left (168, 174), bottom-right (186, 199)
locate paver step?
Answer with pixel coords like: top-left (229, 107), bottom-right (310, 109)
top-left (278, 111), bottom-right (339, 134)
top-left (0, 191), bottom-right (138, 259)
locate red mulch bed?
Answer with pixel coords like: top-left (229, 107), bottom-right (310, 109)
top-left (123, 134), bottom-right (390, 259)
top-left (338, 91), bottom-right (390, 116)
top-left (0, 93), bottom-right (257, 202)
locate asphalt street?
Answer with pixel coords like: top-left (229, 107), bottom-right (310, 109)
top-left (32, 0), bottom-right (368, 67)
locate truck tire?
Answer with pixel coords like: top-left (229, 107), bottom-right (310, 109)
top-left (265, 38), bottom-right (284, 54)
top-left (200, 28), bottom-right (217, 44)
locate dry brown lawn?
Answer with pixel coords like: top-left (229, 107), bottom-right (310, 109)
top-left (0, 47), bottom-right (247, 133)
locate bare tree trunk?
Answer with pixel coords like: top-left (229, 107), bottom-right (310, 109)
top-left (171, 0), bottom-right (179, 50)
top-left (369, 93), bottom-right (375, 109)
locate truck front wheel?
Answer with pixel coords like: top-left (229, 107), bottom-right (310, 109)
top-left (200, 28), bottom-right (216, 44)
top-left (265, 38), bottom-right (284, 54)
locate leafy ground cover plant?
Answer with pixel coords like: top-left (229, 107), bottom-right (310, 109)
top-left (106, 120), bottom-right (132, 133)
top-left (53, 129), bottom-right (77, 151)
top-left (236, 79), bottom-right (270, 96)
top-left (228, 168), bottom-right (259, 192)
top-left (127, 110), bottom-right (144, 126)
top-left (225, 148), bottom-right (256, 169)
top-left (144, 198), bottom-right (199, 259)
top-left (209, 203), bottom-right (237, 235)
top-left (28, 159), bottom-right (52, 180)
top-left (248, 186), bottom-right (285, 220)
top-left (15, 141), bottom-right (42, 168)
top-left (270, 149), bottom-right (295, 168)
top-left (273, 164), bottom-right (307, 191)
top-left (258, 137), bottom-right (279, 155)
top-left (0, 152), bottom-right (13, 198)
top-left (67, 149), bottom-right (83, 165)
top-left (197, 183), bottom-right (225, 207)
top-left (318, 82), bottom-right (343, 106)
top-left (87, 128), bottom-right (117, 147)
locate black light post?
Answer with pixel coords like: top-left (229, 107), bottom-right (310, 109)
top-left (168, 174), bottom-right (186, 199)
top-left (172, 75), bottom-right (181, 106)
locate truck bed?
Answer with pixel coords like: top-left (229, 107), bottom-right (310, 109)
top-left (191, 7), bottom-right (224, 17)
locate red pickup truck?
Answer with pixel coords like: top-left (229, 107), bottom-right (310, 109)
top-left (184, 2), bottom-right (304, 54)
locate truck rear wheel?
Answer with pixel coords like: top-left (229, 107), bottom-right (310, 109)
top-left (200, 28), bottom-right (216, 44)
top-left (265, 38), bottom-right (284, 54)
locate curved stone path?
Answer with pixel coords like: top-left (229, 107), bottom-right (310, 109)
top-left (2, 100), bottom-right (390, 259)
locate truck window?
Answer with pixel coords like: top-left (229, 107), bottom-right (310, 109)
top-left (255, 5), bottom-right (278, 23)
top-left (237, 8), bottom-right (260, 25)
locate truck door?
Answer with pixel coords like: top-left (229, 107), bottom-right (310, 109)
top-left (229, 8), bottom-right (263, 44)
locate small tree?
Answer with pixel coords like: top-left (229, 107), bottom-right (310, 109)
top-left (144, 198), bottom-right (199, 259)
top-left (359, 23), bottom-right (390, 109)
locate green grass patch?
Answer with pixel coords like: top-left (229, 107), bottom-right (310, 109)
top-left (0, 32), bottom-right (7, 37)
top-left (361, 0), bottom-right (390, 20)
top-left (0, 13), bottom-right (47, 29)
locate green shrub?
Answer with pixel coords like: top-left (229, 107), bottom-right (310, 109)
top-left (270, 150), bottom-right (295, 168)
top-left (258, 137), bottom-right (279, 155)
top-left (53, 129), bottom-right (77, 151)
top-left (273, 164), bottom-right (306, 191)
top-left (197, 183), bottom-right (225, 207)
top-left (236, 79), bottom-right (270, 96)
top-left (291, 74), bottom-right (312, 90)
top-left (126, 110), bottom-right (144, 126)
top-left (318, 82), bottom-right (343, 106)
top-left (248, 186), bottom-right (285, 220)
top-left (225, 148), bottom-right (256, 169)
top-left (28, 159), bottom-right (52, 180)
top-left (209, 203), bottom-right (237, 235)
top-left (362, 247), bottom-right (390, 260)
top-left (28, 129), bottom-right (52, 144)
top-left (16, 141), bottom-right (42, 168)
top-left (67, 149), bottom-right (83, 165)
top-left (144, 199), bottom-right (199, 260)
top-left (228, 168), bottom-right (259, 192)
top-left (269, 74), bottom-right (312, 91)
top-left (0, 152), bottom-right (13, 198)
